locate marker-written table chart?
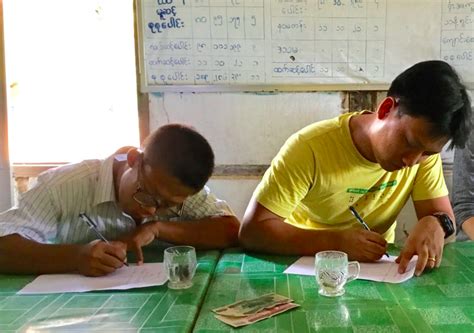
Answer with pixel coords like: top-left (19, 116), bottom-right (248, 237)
top-left (138, 0), bottom-right (474, 91)
top-left (0, 247), bottom-right (220, 333)
top-left (139, 0), bottom-right (386, 88)
top-left (193, 243), bottom-right (474, 333)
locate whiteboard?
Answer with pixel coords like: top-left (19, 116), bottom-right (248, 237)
top-left (136, 0), bottom-right (474, 92)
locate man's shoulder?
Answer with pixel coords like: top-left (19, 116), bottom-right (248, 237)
top-left (184, 185), bottom-right (211, 204)
top-left (36, 159), bottom-right (103, 187)
top-left (297, 113), bottom-right (348, 140)
top-left (287, 113), bottom-right (350, 150)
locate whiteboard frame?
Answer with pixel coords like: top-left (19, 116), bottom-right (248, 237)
top-left (138, 83), bottom-right (392, 93)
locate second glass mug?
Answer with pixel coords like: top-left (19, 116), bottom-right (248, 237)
top-left (315, 250), bottom-right (360, 297)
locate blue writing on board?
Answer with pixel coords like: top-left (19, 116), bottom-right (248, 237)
top-left (148, 18), bottom-right (184, 33)
top-left (442, 32), bottom-right (474, 48)
top-left (157, 6), bottom-right (177, 20)
top-left (148, 40), bottom-right (191, 52)
top-left (151, 71), bottom-right (189, 84)
top-left (148, 56), bottom-right (191, 67)
top-left (147, 0), bottom-right (187, 34)
top-left (273, 63), bottom-right (316, 75)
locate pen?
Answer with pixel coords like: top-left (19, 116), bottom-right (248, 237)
top-left (402, 223), bottom-right (410, 238)
top-left (348, 206), bottom-right (389, 258)
top-left (79, 212), bottom-right (128, 266)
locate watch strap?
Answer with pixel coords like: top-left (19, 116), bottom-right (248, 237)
top-left (431, 213), bottom-right (455, 238)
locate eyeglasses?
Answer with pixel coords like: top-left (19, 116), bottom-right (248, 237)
top-left (133, 183), bottom-right (168, 209)
top-left (132, 157), bottom-right (180, 212)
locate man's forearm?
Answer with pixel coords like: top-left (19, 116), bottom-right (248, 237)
top-left (461, 217), bottom-right (474, 240)
top-left (239, 218), bottom-right (342, 255)
top-left (152, 216), bottom-right (240, 249)
top-left (0, 234), bottom-right (81, 274)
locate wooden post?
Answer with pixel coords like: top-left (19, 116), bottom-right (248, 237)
top-left (0, 0), bottom-right (13, 210)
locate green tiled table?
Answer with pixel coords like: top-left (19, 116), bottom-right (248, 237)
top-left (194, 242), bottom-right (474, 333)
top-left (0, 246), bottom-right (220, 333)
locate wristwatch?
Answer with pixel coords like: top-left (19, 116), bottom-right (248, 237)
top-left (431, 213), bottom-right (455, 238)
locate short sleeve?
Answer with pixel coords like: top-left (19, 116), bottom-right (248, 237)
top-left (0, 174), bottom-right (60, 243)
top-left (411, 154), bottom-right (448, 201)
top-left (179, 186), bottom-right (235, 220)
top-left (254, 133), bottom-right (315, 218)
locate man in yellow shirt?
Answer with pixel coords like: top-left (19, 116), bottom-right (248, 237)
top-left (239, 60), bottom-right (472, 276)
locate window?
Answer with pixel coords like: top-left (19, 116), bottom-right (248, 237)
top-left (4, 0), bottom-right (139, 164)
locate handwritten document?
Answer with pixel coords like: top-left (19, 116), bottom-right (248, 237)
top-left (284, 255), bottom-right (416, 283)
top-left (17, 263), bottom-right (167, 294)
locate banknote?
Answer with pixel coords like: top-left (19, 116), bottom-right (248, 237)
top-left (212, 293), bottom-right (293, 317)
top-left (215, 302), bottom-right (300, 328)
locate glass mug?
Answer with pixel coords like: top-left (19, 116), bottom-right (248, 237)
top-left (164, 246), bottom-right (197, 290)
top-left (315, 251), bottom-right (360, 297)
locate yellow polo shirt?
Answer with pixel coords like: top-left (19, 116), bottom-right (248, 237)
top-left (254, 112), bottom-right (448, 242)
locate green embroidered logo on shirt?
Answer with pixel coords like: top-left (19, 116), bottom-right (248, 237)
top-left (346, 180), bottom-right (398, 194)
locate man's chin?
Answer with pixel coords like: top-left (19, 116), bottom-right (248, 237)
top-left (381, 163), bottom-right (402, 172)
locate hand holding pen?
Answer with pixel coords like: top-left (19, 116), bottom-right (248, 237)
top-left (79, 213), bottom-right (129, 268)
top-left (349, 206), bottom-right (390, 258)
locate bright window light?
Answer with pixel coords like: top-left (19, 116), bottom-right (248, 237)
top-left (4, 0), bottom-right (139, 163)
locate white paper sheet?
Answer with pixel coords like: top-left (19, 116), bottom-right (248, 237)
top-left (283, 255), bottom-right (417, 283)
top-left (17, 263), bottom-right (167, 294)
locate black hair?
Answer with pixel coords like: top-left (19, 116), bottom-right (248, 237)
top-left (388, 60), bottom-right (472, 149)
top-left (142, 124), bottom-right (214, 191)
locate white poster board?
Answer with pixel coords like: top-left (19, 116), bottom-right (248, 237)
top-left (137, 0), bottom-right (474, 92)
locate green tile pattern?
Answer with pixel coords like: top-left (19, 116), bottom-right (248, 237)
top-left (194, 243), bottom-right (474, 333)
top-left (0, 247), bottom-right (220, 333)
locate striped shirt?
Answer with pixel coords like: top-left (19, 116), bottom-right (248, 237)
top-left (0, 155), bottom-right (234, 244)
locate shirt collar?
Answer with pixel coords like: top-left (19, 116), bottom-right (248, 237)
top-left (92, 154), bottom-right (118, 206)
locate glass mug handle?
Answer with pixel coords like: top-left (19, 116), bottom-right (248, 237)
top-left (347, 261), bottom-right (360, 283)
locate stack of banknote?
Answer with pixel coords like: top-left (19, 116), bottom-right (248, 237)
top-left (213, 293), bottom-right (300, 328)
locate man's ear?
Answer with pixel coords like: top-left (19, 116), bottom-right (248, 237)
top-left (126, 148), bottom-right (142, 168)
top-left (377, 97), bottom-right (397, 119)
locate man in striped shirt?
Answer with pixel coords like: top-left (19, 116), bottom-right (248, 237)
top-left (0, 124), bottom-right (239, 276)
